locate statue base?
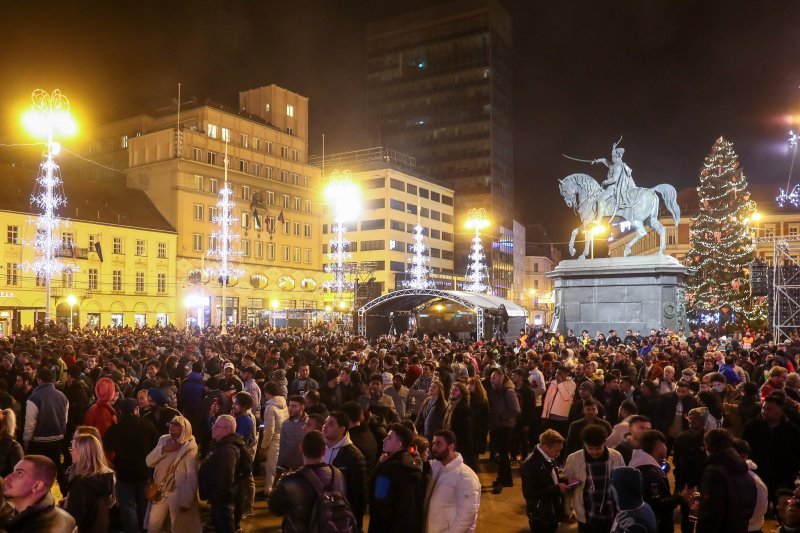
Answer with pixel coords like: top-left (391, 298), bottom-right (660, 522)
top-left (547, 255), bottom-right (690, 335)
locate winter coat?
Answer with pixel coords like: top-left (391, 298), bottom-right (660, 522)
top-left (443, 398), bottom-right (476, 469)
top-left (349, 424), bottom-right (378, 467)
top-left (64, 471), bottom-right (115, 533)
top-left (368, 450), bottom-right (426, 533)
top-left (145, 435), bottom-right (202, 533)
top-left (269, 463), bottom-right (347, 533)
top-left (610, 466), bottom-right (657, 533)
top-left (742, 415), bottom-right (800, 495)
top-left (5, 493), bottom-right (76, 533)
top-left (696, 447), bottom-right (756, 533)
top-left (262, 395), bottom-right (289, 451)
top-left (630, 450), bottom-right (682, 533)
top-left (469, 396), bottom-right (490, 455)
top-left (672, 429), bottom-right (706, 489)
top-left (83, 402), bottom-right (117, 437)
top-left (0, 434), bottom-right (23, 477)
top-left (653, 393), bottom-right (699, 436)
top-left (327, 438), bottom-right (368, 528)
top-left (102, 414), bottom-right (160, 482)
top-left (424, 453), bottom-right (481, 533)
top-left (199, 433), bottom-right (247, 503)
top-left (563, 447), bottom-right (625, 524)
top-left (565, 417), bottom-right (613, 456)
top-left (488, 380), bottom-right (521, 429)
top-left (521, 445), bottom-right (563, 526)
top-left (178, 372), bottom-right (205, 421)
top-left (541, 378), bottom-right (576, 419)
top-left (278, 414), bottom-right (307, 470)
top-left (415, 397), bottom-right (446, 442)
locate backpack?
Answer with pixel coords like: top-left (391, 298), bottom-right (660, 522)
top-left (234, 441), bottom-right (254, 482)
top-left (301, 465), bottom-right (357, 533)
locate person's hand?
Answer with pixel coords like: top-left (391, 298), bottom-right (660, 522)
top-left (163, 439), bottom-right (181, 453)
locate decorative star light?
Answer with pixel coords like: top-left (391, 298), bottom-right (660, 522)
top-left (777, 185), bottom-right (800, 208)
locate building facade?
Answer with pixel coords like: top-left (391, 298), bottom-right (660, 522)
top-left (76, 85), bottom-right (326, 328)
top-left (366, 0), bottom-right (515, 298)
top-left (0, 166), bottom-right (177, 331)
top-left (312, 147), bottom-right (457, 302)
top-left (523, 244), bottom-right (560, 326)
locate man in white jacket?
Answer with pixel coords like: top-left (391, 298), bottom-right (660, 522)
top-left (424, 430), bottom-right (481, 533)
top-left (260, 382), bottom-right (288, 498)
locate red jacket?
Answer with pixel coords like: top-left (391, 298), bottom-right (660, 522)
top-left (84, 403), bottom-right (117, 436)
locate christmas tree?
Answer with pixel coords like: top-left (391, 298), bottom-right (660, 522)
top-left (686, 137), bottom-right (762, 325)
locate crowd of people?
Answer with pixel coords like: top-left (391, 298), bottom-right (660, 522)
top-left (0, 322), bottom-right (796, 532)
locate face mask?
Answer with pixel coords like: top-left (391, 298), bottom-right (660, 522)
top-left (713, 383), bottom-right (725, 393)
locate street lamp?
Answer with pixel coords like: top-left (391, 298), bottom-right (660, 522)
top-left (21, 89), bottom-right (77, 325)
top-left (464, 208), bottom-right (490, 292)
top-left (589, 223), bottom-right (608, 259)
top-left (323, 171), bottom-right (361, 304)
top-left (66, 294), bottom-right (76, 330)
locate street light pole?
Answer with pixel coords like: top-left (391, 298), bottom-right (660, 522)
top-left (67, 294), bottom-right (76, 331)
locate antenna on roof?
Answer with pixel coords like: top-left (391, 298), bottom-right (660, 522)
top-left (176, 83), bottom-right (182, 158)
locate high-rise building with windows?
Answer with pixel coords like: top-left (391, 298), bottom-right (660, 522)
top-left (367, 0), bottom-right (514, 297)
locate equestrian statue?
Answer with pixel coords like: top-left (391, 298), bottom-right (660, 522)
top-left (559, 139), bottom-right (680, 259)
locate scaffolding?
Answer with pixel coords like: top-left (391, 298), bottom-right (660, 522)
top-left (765, 236), bottom-right (800, 340)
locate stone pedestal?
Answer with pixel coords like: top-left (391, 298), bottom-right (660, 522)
top-left (547, 255), bottom-right (690, 335)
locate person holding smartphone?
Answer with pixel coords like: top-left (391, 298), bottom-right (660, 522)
top-left (521, 429), bottom-right (574, 533)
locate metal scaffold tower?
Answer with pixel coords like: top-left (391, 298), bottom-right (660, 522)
top-left (768, 236), bottom-right (800, 340)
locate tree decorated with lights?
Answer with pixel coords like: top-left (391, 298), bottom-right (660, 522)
top-left (407, 224), bottom-right (432, 289)
top-left (464, 208), bottom-right (490, 293)
top-left (686, 137), bottom-right (762, 325)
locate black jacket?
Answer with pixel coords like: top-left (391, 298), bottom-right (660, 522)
top-left (199, 433), bottom-right (246, 502)
top-left (696, 447), bottom-right (756, 533)
top-left (742, 415), bottom-right (800, 493)
top-left (368, 450), bottom-right (425, 533)
top-left (636, 463), bottom-right (683, 533)
top-left (102, 414), bottom-right (160, 482)
top-left (331, 443), bottom-right (368, 528)
top-left (269, 463), bottom-right (346, 533)
top-left (520, 447), bottom-right (563, 526)
top-left (65, 472), bottom-right (115, 533)
top-left (469, 396), bottom-right (490, 455)
top-left (653, 393), bottom-right (699, 436)
top-left (349, 425), bottom-right (378, 467)
top-left (564, 417), bottom-right (613, 456)
top-left (0, 435), bottom-right (23, 477)
top-left (672, 429), bottom-right (706, 489)
top-left (447, 400), bottom-right (476, 469)
top-left (5, 493), bottom-right (77, 532)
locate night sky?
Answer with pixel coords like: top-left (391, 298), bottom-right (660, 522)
top-left (3, 0), bottom-right (800, 243)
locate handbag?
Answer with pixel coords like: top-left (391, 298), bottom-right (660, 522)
top-left (145, 447), bottom-right (182, 503)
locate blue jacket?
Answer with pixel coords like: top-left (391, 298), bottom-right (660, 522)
top-left (179, 372), bottom-right (206, 420)
top-left (24, 383), bottom-right (68, 444)
top-left (719, 364), bottom-right (741, 385)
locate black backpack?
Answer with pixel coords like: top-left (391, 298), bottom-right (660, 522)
top-left (301, 466), bottom-right (357, 533)
top-left (234, 441), bottom-right (253, 482)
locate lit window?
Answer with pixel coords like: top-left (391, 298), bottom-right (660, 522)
top-left (207, 124), bottom-right (218, 138)
top-left (221, 128), bottom-right (231, 142)
top-left (286, 104), bottom-right (295, 117)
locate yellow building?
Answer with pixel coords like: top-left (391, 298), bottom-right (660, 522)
top-left (76, 85), bottom-right (325, 328)
top-left (312, 148), bottom-right (457, 302)
top-left (0, 166), bottom-right (177, 331)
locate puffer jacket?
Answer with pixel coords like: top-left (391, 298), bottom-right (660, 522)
top-left (489, 379), bottom-right (521, 429)
top-left (424, 453), bottom-right (481, 533)
top-left (145, 434), bottom-right (202, 533)
top-left (262, 395), bottom-right (289, 451)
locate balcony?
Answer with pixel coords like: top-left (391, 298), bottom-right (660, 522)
top-left (55, 246), bottom-right (90, 260)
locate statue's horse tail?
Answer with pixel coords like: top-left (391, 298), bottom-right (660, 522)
top-left (652, 184), bottom-right (680, 226)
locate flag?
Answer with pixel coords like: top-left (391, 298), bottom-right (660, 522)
top-left (94, 242), bottom-right (104, 262)
top-left (277, 210), bottom-right (284, 223)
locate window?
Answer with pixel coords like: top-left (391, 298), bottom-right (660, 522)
top-left (121, 135), bottom-right (128, 148)
top-left (292, 149), bottom-right (299, 162)
top-left (390, 199), bottom-right (405, 211)
top-left (282, 245), bottom-right (290, 262)
top-left (390, 220), bottom-right (405, 231)
top-left (135, 240), bottom-right (146, 256)
top-left (193, 147), bottom-right (202, 161)
top-left (5, 263), bottom-right (17, 286)
top-left (242, 185), bottom-right (250, 200)
top-left (209, 235), bottom-right (219, 252)
top-left (304, 200), bottom-right (311, 212)
top-left (283, 195), bottom-right (290, 208)
top-left (135, 272), bottom-right (145, 293)
top-left (267, 242), bottom-right (276, 260)
top-left (293, 222), bottom-right (301, 236)
top-left (207, 151), bottom-right (217, 165)
top-left (406, 204), bottom-right (417, 215)
top-left (207, 123), bottom-right (218, 138)
top-left (389, 240), bottom-right (403, 251)
top-left (430, 210), bottom-right (441, 221)
top-left (430, 229), bottom-right (440, 239)
top-left (390, 261), bottom-right (405, 272)
top-left (267, 191), bottom-right (275, 205)
top-left (365, 198), bottom-right (385, 210)
top-left (267, 141), bottom-right (273, 154)
top-left (241, 212), bottom-right (250, 228)
top-left (442, 250), bottom-right (454, 261)
top-left (113, 270), bottom-right (122, 291)
top-left (88, 268), bottom-right (98, 290)
top-left (303, 176), bottom-right (310, 188)
top-left (534, 280), bottom-right (540, 289)
top-left (790, 224), bottom-right (800, 237)
top-left (111, 313), bottom-right (124, 327)
top-left (253, 163), bottom-right (261, 176)
top-left (62, 271), bottom-right (73, 289)
top-left (534, 263), bottom-right (539, 273)
top-left (157, 242), bottom-right (167, 259)
top-left (266, 166), bottom-right (274, 179)
top-left (441, 195), bottom-right (453, 206)
top-left (209, 179), bottom-right (219, 194)
top-left (255, 241), bottom-right (263, 259)
top-left (421, 207), bottom-right (429, 218)
top-left (113, 237), bottom-right (123, 254)
top-left (390, 178), bottom-right (404, 191)
top-left (286, 104), bottom-right (295, 117)
top-left (361, 240), bottom-right (385, 251)
top-left (419, 188), bottom-right (429, 199)
top-left (157, 273), bottom-right (166, 294)
top-left (209, 206), bottom-right (218, 221)
top-left (36, 274), bottom-right (44, 287)
top-left (240, 133), bottom-right (249, 148)
top-left (62, 232), bottom-right (74, 246)
top-left (407, 184), bottom-right (418, 195)
top-left (193, 234), bottom-right (203, 252)
top-left (267, 216), bottom-right (275, 232)
top-left (287, 127), bottom-right (293, 135)
top-left (430, 248), bottom-right (441, 258)
top-left (6, 226), bottom-right (18, 244)
top-left (239, 160), bottom-right (248, 173)
top-left (293, 246), bottom-right (301, 263)
top-left (281, 170), bottom-right (289, 182)
top-left (242, 239), bottom-right (251, 257)
top-left (303, 248), bottom-right (311, 263)
top-left (304, 224), bottom-right (312, 238)
top-left (291, 173), bottom-right (299, 185)
top-left (294, 197), bottom-right (301, 210)
top-left (282, 219), bottom-right (290, 234)
top-left (254, 137), bottom-right (261, 151)
top-left (361, 219), bottom-right (385, 231)
top-left (195, 175), bottom-right (204, 191)
top-left (765, 225), bottom-right (776, 238)
top-left (430, 191), bottom-right (441, 202)
top-left (364, 177), bottom-right (385, 189)
top-left (221, 127), bottom-right (231, 142)
top-left (281, 146), bottom-right (289, 159)
top-left (441, 231), bottom-right (453, 242)
top-left (442, 213), bottom-right (453, 224)
top-left (88, 234), bottom-right (99, 250)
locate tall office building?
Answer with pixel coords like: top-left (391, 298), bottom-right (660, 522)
top-left (367, 0), bottom-right (514, 298)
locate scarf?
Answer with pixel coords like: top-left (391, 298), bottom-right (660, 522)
top-left (443, 397), bottom-right (460, 430)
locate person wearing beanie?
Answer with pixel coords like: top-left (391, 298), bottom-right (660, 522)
top-left (143, 387), bottom-right (181, 435)
top-left (319, 368), bottom-right (344, 412)
top-left (83, 377), bottom-right (118, 437)
top-left (610, 466), bottom-right (657, 533)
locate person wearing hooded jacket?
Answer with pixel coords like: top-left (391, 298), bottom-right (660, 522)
top-left (630, 430), bottom-right (687, 533)
top-left (322, 411), bottom-right (368, 530)
top-left (609, 466), bottom-right (657, 533)
top-left (144, 415), bottom-right (202, 533)
top-left (83, 377), bottom-right (117, 437)
top-left (261, 381), bottom-right (288, 497)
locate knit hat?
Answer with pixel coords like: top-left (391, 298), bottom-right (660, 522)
top-left (95, 377), bottom-right (116, 403)
top-left (148, 387), bottom-right (168, 406)
top-left (687, 407), bottom-right (709, 421)
top-left (118, 398), bottom-right (138, 416)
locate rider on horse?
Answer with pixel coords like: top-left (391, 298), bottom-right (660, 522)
top-left (592, 140), bottom-right (637, 220)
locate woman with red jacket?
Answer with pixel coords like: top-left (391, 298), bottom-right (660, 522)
top-left (84, 377), bottom-right (118, 437)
